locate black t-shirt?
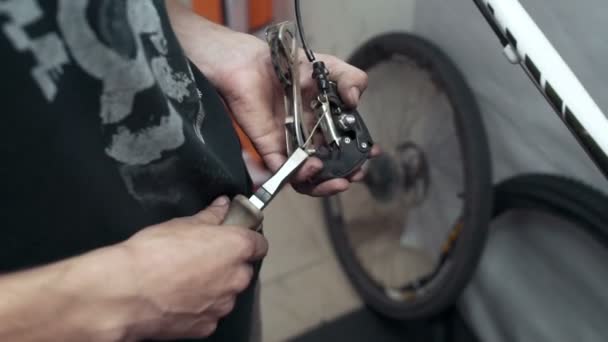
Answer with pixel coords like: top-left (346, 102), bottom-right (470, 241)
top-left (0, 1), bottom-right (255, 341)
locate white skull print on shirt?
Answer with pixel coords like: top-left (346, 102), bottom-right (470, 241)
top-left (1, 0), bottom-right (211, 208)
top-left (56, 0), bottom-right (204, 206)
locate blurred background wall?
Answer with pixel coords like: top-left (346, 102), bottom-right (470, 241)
top-left (413, 1), bottom-right (608, 341)
top-left (279, 1), bottom-right (608, 341)
top-left (415, 0), bottom-right (608, 186)
top-left (274, 0), bottom-right (416, 60)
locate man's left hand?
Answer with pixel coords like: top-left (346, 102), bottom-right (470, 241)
top-left (172, 11), bottom-right (378, 196)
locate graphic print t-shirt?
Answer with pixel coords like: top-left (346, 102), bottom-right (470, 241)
top-left (0, 1), bottom-right (254, 341)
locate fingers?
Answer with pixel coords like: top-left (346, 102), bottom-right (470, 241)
top-left (293, 178), bottom-right (351, 197)
top-left (263, 152), bottom-right (287, 174)
top-left (189, 296), bottom-right (236, 337)
top-left (311, 178), bottom-right (350, 196)
top-left (209, 296), bottom-right (237, 318)
top-left (306, 53), bottom-right (368, 108)
top-left (192, 196), bottom-right (230, 224)
top-left (224, 227), bottom-right (269, 262)
top-left (159, 319), bottom-right (218, 340)
top-left (241, 230), bottom-right (269, 261)
top-left (230, 265), bottom-right (254, 293)
top-left (370, 144), bottom-right (382, 157)
top-left (347, 146), bottom-right (382, 182)
top-left (349, 169), bottom-right (366, 182)
top-left (332, 65), bottom-right (368, 108)
top-left (291, 157), bottom-right (323, 183)
top-left (193, 321), bottom-right (219, 339)
top-left (291, 144), bottom-right (381, 195)
top-left (193, 199), bottom-right (269, 263)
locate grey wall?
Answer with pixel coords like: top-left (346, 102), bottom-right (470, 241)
top-left (414, 1), bottom-right (608, 341)
top-left (274, 0), bottom-right (415, 60)
top-left (415, 0), bottom-right (608, 186)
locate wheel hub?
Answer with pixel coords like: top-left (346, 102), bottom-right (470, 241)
top-left (363, 141), bottom-right (430, 204)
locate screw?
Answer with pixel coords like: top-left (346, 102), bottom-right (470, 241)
top-left (337, 114), bottom-right (357, 130)
top-left (344, 137), bottom-right (352, 144)
top-left (361, 142), bottom-right (368, 149)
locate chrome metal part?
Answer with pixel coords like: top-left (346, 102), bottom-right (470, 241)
top-left (250, 147), bottom-right (310, 210)
top-left (337, 114), bottom-right (357, 130)
top-left (266, 22), bottom-right (309, 153)
top-left (313, 94), bottom-right (341, 147)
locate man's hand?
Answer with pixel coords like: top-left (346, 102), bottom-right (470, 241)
top-left (204, 42), bottom-right (375, 196)
top-left (167, 2), bottom-right (380, 197)
top-left (121, 197), bottom-right (267, 339)
top-left (0, 197), bottom-right (267, 341)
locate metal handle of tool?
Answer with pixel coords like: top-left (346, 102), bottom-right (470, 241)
top-left (221, 195), bottom-right (264, 232)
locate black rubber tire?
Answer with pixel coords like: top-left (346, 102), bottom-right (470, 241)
top-left (323, 33), bottom-right (493, 320)
top-left (493, 173), bottom-right (608, 247)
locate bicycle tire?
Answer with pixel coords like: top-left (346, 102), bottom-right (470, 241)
top-left (323, 33), bottom-right (492, 319)
top-left (493, 173), bottom-right (608, 246)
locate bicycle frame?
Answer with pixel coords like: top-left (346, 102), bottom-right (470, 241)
top-left (473, 0), bottom-right (608, 178)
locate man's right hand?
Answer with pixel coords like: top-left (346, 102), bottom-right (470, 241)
top-left (120, 196), bottom-right (268, 340)
top-left (0, 196), bottom-right (266, 342)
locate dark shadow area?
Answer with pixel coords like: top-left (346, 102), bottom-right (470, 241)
top-left (291, 307), bottom-right (479, 342)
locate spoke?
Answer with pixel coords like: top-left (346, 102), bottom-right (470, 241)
top-left (409, 96), bottom-right (451, 147)
top-left (337, 54), bottom-right (468, 290)
top-left (428, 144), bottom-right (462, 181)
top-left (425, 113), bottom-right (455, 153)
top-left (365, 60), bottom-right (443, 149)
top-left (428, 169), bottom-right (462, 250)
top-left (402, 85), bottom-right (441, 137)
top-left (426, 128), bottom-right (455, 155)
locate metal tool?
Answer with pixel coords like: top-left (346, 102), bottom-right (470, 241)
top-left (266, 16), bottom-right (374, 184)
top-left (221, 117), bottom-right (324, 230)
top-left (222, 148), bottom-right (308, 230)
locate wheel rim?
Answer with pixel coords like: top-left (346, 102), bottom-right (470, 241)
top-left (330, 54), bottom-right (466, 300)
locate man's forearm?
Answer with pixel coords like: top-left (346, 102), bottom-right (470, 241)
top-left (165, 0), bottom-right (253, 81)
top-left (165, 1), bottom-right (226, 65)
top-left (0, 246), bottom-right (139, 342)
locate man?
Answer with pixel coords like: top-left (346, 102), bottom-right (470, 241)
top-left (0, 0), bottom-right (372, 341)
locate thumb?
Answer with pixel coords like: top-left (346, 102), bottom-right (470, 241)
top-left (193, 196), bottom-right (230, 225)
top-left (316, 53), bottom-right (368, 108)
top-left (263, 152), bottom-right (287, 173)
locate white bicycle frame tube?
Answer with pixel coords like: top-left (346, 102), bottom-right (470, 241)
top-left (474, 0), bottom-right (608, 177)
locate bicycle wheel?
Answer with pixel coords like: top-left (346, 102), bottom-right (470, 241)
top-left (465, 174), bottom-right (608, 341)
top-left (493, 173), bottom-right (608, 246)
top-left (322, 33), bottom-right (492, 319)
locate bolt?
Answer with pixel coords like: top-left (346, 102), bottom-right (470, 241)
top-left (344, 114), bottom-right (356, 125)
top-left (337, 114), bottom-right (357, 130)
